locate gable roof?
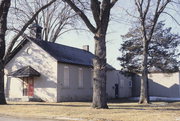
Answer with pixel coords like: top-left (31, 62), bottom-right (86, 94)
top-left (29, 37), bottom-right (94, 67)
top-left (8, 66), bottom-right (40, 78)
top-left (7, 37), bottom-right (115, 70)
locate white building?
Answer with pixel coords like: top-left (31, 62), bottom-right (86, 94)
top-left (4, 37), bottom-right (132, 102)
top-left (132, 72), bottom-right (180, 98)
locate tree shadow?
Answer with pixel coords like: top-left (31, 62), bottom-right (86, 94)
top-left (108, 101), bottom-right (180, 111)
top-left (108, 107), bottom-right (180, 111)
top-left (7, 103), bottom-right (90, 108)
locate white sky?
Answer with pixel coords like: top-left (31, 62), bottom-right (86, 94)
top-left (6, 0), bottom-right (180, 70)
top-left (55, 0), bottom-right (180, 70)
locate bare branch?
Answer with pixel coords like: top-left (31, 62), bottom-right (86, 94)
top-left (143, 0), bottom-right (151, 19)
top-left (4, 0), bottom-right (57, 61)
top-left (63, 0), bottom-right (96, 33)
top-left (163, 11), bottom-right (180, 26)
top-left (91, 0), bottom-right (101, 28)
top-left (110, 0), bottom-right (118, 8)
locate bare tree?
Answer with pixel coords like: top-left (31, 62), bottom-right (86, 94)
top-left (0, 0), bottom-right (11, 104)
top-left (133, 0), bottom-right (179, 104)
top-left (9, 0), bottom-right (77, 43)
top-left (0, 0), bottom-right (56, 104)
top-left (63, 0), bottom-right (118, 109)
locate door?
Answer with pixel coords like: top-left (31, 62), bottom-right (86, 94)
top-left (23, 77), bottom-right (34, 96)
top-left (28, 77), bottom-right (34, 96)
top-left (115, 84), bottom-right (119, 98)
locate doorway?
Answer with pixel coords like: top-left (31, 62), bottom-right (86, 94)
top-left (115, 83), bottom-right (119, 98)
top-left (22, 77), bottom-right (34, 96)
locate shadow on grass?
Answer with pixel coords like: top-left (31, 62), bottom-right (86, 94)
top-left (108, 107), bottom-right (180, 111)
top-left (8, 102), bottom-right (180, 111)
top-left (7, 98), bottom-right (180, 111)
top-left (7, 103), bottom-right (90, 108)
top-left (108, 98), bottom-right (180, 103)
top-left (107, 98), bottom-right (180, 111)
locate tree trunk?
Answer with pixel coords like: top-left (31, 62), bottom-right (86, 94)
top-left (0, 0), bottom-right (11, 104)
top-left (92, 32), bottom-right (108, 109)
top-left (139, 38), bottom-right (149, 104)
top-left (0, 62), bottom-right (6, 104)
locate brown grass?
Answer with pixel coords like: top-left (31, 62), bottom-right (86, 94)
top-left (0, 100), bottom-right (180, 121)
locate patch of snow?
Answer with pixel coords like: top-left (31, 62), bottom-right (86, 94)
top-left (129, 96), bottom-right (180, 101)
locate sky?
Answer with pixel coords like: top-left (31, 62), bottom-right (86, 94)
top-left (54, 0), bottom-right (180, 70)
top-left (6, 0), bottom-right (180, 70)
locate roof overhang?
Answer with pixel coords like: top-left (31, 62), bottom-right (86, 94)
top-left (8, 66), bottom-right (40, 78)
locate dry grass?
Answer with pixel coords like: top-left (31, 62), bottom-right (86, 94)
top-left (0, 100), bottom-right (180, 121)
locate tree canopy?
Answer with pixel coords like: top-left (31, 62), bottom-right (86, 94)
top-left (118, 21), bottom-right (180, 73)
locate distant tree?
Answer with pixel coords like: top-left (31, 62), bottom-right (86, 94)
top-left (132, 0), bottom-right (177, 104)
top-left (9, 0), bottom-right (77, 42)
top-left (118, 21), bottom-right (180, 73)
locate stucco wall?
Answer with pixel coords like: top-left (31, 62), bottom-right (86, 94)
top-left (57, 63), bottom-right (93, 101)
top-left (57, 66), bottom-right (132, 102)
top-left (5, 41), bottom-right (58, 102)
top-left (106, 70), bottom-right (132, 99)
top-left (132, 72), bottom-right (180, 98)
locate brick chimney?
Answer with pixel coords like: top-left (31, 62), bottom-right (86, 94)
top-left (29, 23), bottom-right (42, 39)
top-left (83, 45), bottom-right (89, 51)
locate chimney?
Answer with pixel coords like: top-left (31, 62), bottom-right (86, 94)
top-left (29, 23), bottom-right (42, 39)
top-left (83, 45), bottom-right (89, 51)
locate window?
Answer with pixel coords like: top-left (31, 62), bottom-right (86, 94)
top-left (129, 80), bottom-right (132, 87)
top-left (120, 79), bottom-right (124, 88)
top-left (26, 48), bottom-right (32, 55)
top-left (63, 66), bottom-right (69, 88)
top-left (91, 69), bottom-right (93, 88)
top-left (78, 68), bottom-right (83, 88)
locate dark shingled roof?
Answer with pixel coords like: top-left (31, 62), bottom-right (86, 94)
top-left (29, 38), bottom-right (94, 67)
top-left (9, 66), bottom-right (40, 78)
top-left (6, 37), bottom-right (115, 70)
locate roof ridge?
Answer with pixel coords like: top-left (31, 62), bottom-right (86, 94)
top-left (6, 36), bottom-right (114, 70)
top-left (30, 37), bottom-right (92, 54)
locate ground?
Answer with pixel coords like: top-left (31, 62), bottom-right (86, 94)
top-left (0, 115), bottom-right (56, 121)
top-left (0, 100), bottom-right (180, 121)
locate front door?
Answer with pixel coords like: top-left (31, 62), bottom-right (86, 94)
top-left (115, 84), bottom-right (119, 98)
top-left (23, 77), bottom-right (34, 96)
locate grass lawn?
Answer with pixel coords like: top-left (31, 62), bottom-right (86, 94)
top-left (0, 100), bottom-right (180, 121)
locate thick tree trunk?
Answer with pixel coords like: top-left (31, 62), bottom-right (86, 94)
top-left (0, 0), bottom-right (11, 104)
top-left (0, 62), bottom-right (6, 104)
top-left (92, 32), bottom-right (108, 109)
top-left (139, 39), bottom-right (149, 104)
top-left (63, 0), bottom-right (117, 109)
top-left (0, 31), bottom-right (6, 105)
